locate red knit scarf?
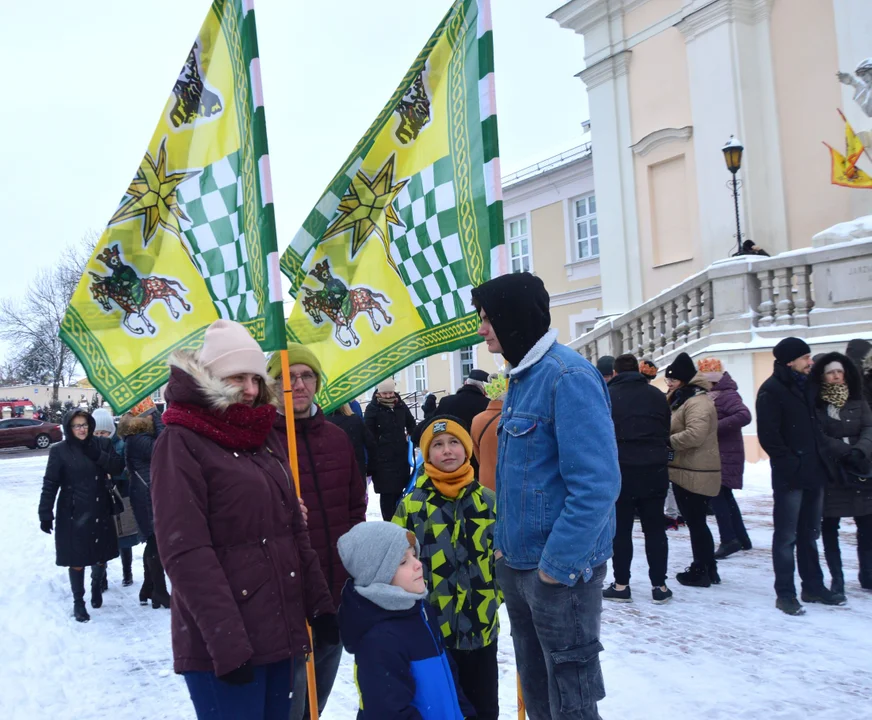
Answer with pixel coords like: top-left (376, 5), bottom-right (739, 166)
top-left (162, 402), bottom-right (277, 451)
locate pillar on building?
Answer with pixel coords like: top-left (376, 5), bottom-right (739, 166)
top-left (677, 0), bottom-right (789, 263)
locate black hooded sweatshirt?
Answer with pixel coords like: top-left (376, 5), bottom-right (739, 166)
top-left (470, 272), bottom-right (551, 368)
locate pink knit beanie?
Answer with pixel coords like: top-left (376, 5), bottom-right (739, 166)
top-left (199, 320), bottom-right (268, 381)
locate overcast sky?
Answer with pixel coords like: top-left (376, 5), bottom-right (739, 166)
top-left (0, 0), bottom-right (587, 362)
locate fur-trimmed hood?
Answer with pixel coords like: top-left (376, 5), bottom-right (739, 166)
top-left (165, 350), bottom-right (277, 411)
top-left (117, 412), bottom-right (155, 438)
top-left (810, 351), bottom-right (863, 402)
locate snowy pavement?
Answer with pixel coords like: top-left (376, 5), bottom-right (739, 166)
top-left (2, 457), bottom-right (871, 719)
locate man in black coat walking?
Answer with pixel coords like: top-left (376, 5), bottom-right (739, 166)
top-left (436, 369), bottom-right (491, 431)
top-left (603, 354), bottom-right (673, 604)
top-left (756, 337), bottom-right (846, 616)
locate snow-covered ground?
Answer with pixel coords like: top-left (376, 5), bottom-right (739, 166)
top-left (2, 456), bottom-right (871, 719)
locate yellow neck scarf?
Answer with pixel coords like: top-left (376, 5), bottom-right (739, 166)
top-left (425, 460), bottom-right (475, 499)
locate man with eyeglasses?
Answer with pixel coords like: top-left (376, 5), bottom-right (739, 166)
top-left (267, 343), bottom-right (366, 720)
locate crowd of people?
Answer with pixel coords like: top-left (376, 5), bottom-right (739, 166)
top-left (36, 272), bottom-right (872, 719)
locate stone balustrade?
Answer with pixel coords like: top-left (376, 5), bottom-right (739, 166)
top-left (569, 238), bottom-right (872, 365)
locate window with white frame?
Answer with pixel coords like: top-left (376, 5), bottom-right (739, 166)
top-left (507, 216), bottom-right (531, 273)
top-left (460, 346), bottom-right (475, 380)
top-left (412, 359), bottom-right (427, 393)
top-left (573, 194), bottom-right (598, 260)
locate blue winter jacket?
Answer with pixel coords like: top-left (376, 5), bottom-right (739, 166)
top-left (495, 330), bottom-right (621, 585)
top-left (338, 581), bottom-right (473, 720)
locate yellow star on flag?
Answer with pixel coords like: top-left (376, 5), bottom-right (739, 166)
top-left (109, 137), bottom-right (200, 246)
top-left (322, 155), bottom-right (408, 273)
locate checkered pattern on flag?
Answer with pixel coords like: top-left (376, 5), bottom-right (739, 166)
top-left (389, 157), bottom-right (472, 327)
top-left (279, 0), bottom-right (506, 414)
top-left (177, 151), bottom-right (259, 321)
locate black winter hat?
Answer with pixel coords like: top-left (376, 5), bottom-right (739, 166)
top-left (846, 339), bottom-right (872, 368)
top-left (774, 337), bottom-right (811, 365)
top-left (665, 352), bottom-right (696, 384)
top-left (467, 369), bottom-right (489, 383)
top-left (470, 273), bottom-right (551, 368)
top-left (596, 356), bottom-right (615, 377)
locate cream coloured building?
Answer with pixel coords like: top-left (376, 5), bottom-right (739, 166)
top-left (551, 0), bottom-right (872, 315)
top-left (390, 145), bottom-right (603, 410)
top-left (549, 0), bottom-right (872, 455)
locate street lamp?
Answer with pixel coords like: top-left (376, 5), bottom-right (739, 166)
top-left (722, 135), bottom-right (744, 256)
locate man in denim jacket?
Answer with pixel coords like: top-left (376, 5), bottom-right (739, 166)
top-left (471, 272), bottom-right (620, 719)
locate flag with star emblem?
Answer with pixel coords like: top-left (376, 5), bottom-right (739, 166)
top-left (60, 0), bottom-right (285, 413)
top-left (279, 0), bottom-right (505, 412)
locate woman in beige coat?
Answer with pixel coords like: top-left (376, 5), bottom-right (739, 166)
top-left (665, 352), bottom-right (722, 589)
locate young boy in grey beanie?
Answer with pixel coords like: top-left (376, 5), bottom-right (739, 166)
top-left (337, 522), bottom-right (476, 719)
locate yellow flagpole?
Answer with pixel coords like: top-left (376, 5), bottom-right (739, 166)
top-left (280, 349), bottom-right (320, 720)
top-left (517, 673), bottom-right (526, 718)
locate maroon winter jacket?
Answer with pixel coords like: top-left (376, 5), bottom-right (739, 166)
top-left (151, 353), bottom-right (334, 677)
top-left (274, 409), bottom-right (367, 607)
top-left (711, 372), bottom-right (752, 490)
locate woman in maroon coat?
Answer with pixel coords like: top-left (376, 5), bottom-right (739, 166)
top-left (151, 320), bottom-right (335, 720)
top-left (698, 359), bottom-right (753, 559)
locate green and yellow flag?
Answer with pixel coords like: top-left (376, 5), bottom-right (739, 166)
top-left (61, 0), bottom-right (285, 413)
top-left (279, 0), bottom-right (504, 411)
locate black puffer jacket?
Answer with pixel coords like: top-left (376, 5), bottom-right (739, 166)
top-left (756, 362), bottom-right (828, 491)
top-left (435, 385), bottom-right (490, 431)
top-left (38, 411), bottom-right (124, 567)
top-left (810, 352), bottom-right (872, 518)
top-left (326, 410), bottom-right (377, 483)
top-left (608, 371), bottom-right (671, 498)
top-left (364, 393), bottom-right (416, 494)
top-left (117, 409), bottom-right (164, 538)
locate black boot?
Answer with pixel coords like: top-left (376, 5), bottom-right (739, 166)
top-left (121, 548), bottom-right (134, 587)
top-left (713, 539), bottom-right (742, 560)
top-left (101, 567), bottom-right (109, 593)
top-left (709, 561), bottom-right (721, 585)
top-left (859, 542), bottom-right (872, 590)
top-left (139, 555), bottom-right (153, 605)
top-left (147, 552), bottom-right (171, 609)
top-left (676, 563), bottom-right (712, 588)
top-left (69, 568), bottom-right (90, 623)
top-left (824, 540), bottom-right (845, 597)
top-left (830, 568), bottom-right (845, 596)
top-left (90, 565), bottom-right (106, 609)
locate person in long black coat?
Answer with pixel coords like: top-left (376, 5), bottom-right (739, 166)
top-left (118, 403), bottom-right (170, 609)
top-left (327, 403), bottom-right (378, 483)
top-left (38, 409), bottom-right (124, 622)
top-left (756, 337), bottom-right (843, 615)
top-left (810, 352), bottom-right (872, 594)
top-left (365, 379), bottom-right (416, 520)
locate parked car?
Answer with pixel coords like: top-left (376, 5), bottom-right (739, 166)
top-left (0, 418), bottom-right (63, 450)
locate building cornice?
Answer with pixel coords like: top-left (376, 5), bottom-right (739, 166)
top-left (631, 126), bottom-right (693, 156)
top-left (549, 0), bottom-right (655, 35)
top-left (578, 50), bottom-right (632, 91)
top-left (550, 284), bottom-right (603, 308)
top-left (503, 155), bottom-right (594, 204)
top-left (548, 0), bottom-right (608, 36)
top-left (676, 0), bottom-right (774, 41)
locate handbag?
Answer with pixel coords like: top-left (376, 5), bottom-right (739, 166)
top-left (109, 485), bottom-right (126, 516)
top-left (840, 451), bottom-right (872, 489)
top-left (114, 495), bottom-right (140, 538)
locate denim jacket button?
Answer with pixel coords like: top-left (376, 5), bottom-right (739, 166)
top-left (569, 573), bottom-right (577, 580)
top-left (507, 407), bottom-right (512, 413)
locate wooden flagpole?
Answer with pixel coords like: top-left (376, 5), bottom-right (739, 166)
top-left (518, 673), bottom-right (526, 718)
top-left (279, 349), bottom-right (320, 720)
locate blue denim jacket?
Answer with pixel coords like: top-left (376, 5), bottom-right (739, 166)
top-left (494, 331), bottom-right (620, 586)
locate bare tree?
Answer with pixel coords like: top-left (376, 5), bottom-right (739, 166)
top-left (0, 233), bottom-right (97, 403)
